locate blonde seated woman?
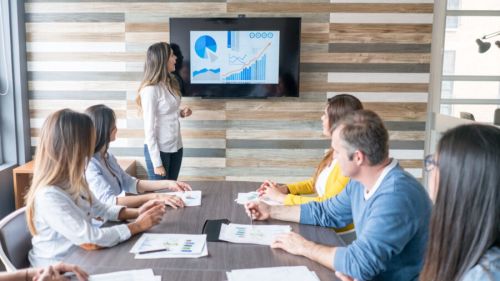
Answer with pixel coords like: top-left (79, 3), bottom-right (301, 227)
top-left (85, 104), bottom-right (191, 209)
top-left (258, 94), bottom-right (363, 233)
top-left (26, 109), bottom-right (166, 267)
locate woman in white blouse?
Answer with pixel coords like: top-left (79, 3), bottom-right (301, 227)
top-left (85, 104), bottom-right (191, 208)
top-left (136, 42), bottom-right (192, 180)
top-left (25, 109), bottom-right (166, 267)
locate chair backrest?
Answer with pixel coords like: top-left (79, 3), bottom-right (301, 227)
top-left (494, 108), bottom-right (500, 125)
top-left (0, 207), bottom-right (32, 271)
top-left (460, 112), bottom-right (475, 121)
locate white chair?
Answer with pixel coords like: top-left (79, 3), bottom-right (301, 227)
top-left (494, 108), bottom-right (500, 125)
top-left (0, 207), bottom-right (32, 271)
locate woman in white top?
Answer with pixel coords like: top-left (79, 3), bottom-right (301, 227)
top-left (85, 104), bottom-right (191, 208)
top-left (137, 42), bottom-right (192, 180)
top-left (25, 109), bottom-right (166, 267)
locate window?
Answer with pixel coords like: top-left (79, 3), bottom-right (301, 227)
top-left (439, 0), bottom-right (500, 123)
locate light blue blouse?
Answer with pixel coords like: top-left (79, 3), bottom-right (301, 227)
top-left (462, 247), bottom-right (500, 281)
top-left (85, 152), bottom-right (138, 206)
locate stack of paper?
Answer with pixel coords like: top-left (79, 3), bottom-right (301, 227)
top-left (226, 266), bottom-right (320, 281)
top-left (218, 223), bottom-right (291, 245)
top-left (81, 269), bottom-right (160, 281)
top-left (165, 190), bottom-right (202, 206)
top-left (235, 191), bottom-right (283, 206)
top-left (130, 233), bottom-right (208, 259)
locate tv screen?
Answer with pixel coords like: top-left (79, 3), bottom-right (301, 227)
top-left (170, 17), bottom-right (301, 98)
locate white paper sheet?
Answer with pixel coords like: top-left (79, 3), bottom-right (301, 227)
top-left (83, 269), bottom-right (157, 281)
top-left (165, 190), bottom-right (202, 206)
top-left (218, 223), bottom-right (291, 245)
top-left (235, 192), bottom-right (283, 206)
top-left (135, 242), bottom-right (208, 259)
top-left (130, 233), bottom-right (207, 259)
top-left (226, 266), bottom-right (320, 281)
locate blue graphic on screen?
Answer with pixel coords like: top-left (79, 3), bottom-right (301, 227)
top-left (190, 31), bottom-right (279, 84)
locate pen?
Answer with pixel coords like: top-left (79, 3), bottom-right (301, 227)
top-left (250, 210), bottom-right (253, 228)
top-left (138, 248), bottom-right (168, 255)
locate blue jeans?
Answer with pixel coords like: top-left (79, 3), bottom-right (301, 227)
top-left (144, 145), bottom-right (183, 180)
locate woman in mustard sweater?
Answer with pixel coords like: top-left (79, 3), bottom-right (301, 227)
top-left (258, 94), bottom-right (363, 231)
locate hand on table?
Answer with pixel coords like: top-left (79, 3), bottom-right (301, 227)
top-left (135, 203), bottom-right (166, 231)
top-left (245, 201), bottom-right (271, 221)
top-left (165, 180), bottom-right (192, 192)
top-left (270, 232), bottom-right (310, 256)
top-left (32, 263), bottom-right (88, 281)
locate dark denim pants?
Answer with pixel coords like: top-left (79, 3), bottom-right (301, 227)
top-left (144, 145), bottom-right (183, 180)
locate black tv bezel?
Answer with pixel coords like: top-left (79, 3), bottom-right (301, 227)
top-left (170, 17), bottom-right (301, 99)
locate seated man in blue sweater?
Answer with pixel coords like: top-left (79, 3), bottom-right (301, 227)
top-left (246, 110), bottom-right (432, 281)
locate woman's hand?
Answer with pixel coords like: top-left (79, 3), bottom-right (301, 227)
top-left (165, 180), bottom-right (192, 192)
top-left (138, 200), bottom-right (165, 215)
top-left (258, 180), bottom-right (287, 203)
top-left (135, 204), bottom-right (166, 232)
top-left (154, 166), bottom-right (166, 177)
top-left (159, 194), bottom-right (185, 209)
top-left (180, 107), bottom-right (192, 118)
top-left (32, 263), bottom-right (89, 281)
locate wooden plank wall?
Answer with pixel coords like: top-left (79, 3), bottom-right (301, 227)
top-left (25, 0), bottom-right (433, 182)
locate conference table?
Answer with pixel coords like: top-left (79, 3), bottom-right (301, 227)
top-left (64, 181), bottom-right (345, 281)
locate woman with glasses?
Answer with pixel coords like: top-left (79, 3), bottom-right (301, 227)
top-left (336, 123), bottom-right (500, 281)
top-left (420, 124), bottom-right (500, 281)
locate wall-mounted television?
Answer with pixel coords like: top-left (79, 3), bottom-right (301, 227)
top-left (170, 17), bottom-right (301, 98)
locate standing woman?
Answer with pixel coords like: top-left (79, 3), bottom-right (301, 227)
top-left (137, 42), bottom-right (192, 180)
top-left (26, 109), bottom-right (165, 267)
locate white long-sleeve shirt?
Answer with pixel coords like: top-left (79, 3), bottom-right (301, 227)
top-left (140, 83), bottom-right (183, 167)
top-left (28, 186), bottom-right (131, 267)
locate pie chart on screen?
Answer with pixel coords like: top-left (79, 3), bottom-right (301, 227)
top-left (194, 35), bottom-right (218, 61)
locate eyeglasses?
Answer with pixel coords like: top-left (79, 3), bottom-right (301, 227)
top-left (424, 154), bottom-right (438, 172)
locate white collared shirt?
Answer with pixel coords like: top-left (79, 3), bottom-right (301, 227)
top-left (364, 158), bottom-right (398, 200)
top-left (28, 186), bottom-right (131, 267)
top-left (140, 83), bottom-right (183, 167)
top-left (315, 159), bottom-right (337, 197)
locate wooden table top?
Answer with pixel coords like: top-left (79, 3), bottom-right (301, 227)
top-left (64, 181), bottom-right (344, 281)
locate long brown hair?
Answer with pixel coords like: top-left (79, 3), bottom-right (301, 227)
top-left (312, 94), bottom-right (363, 183)
top-left (136, 42), bottom-right (180, 112)
top-left (420, 124), bottom-right (500, 281)
top-left (25, 109), bottom-right (96, 235)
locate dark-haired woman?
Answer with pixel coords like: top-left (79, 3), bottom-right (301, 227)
top-left (420, 124), bottom-right (499, 281)
top-left (85, 104), bottom-right (191, 209)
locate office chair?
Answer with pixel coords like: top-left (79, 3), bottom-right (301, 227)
top-left (494, 108), bottom-right (500, 125)
top-left (460, 112), bottom-right (475, 121)
top-left (0, 207), bottom-right (32, 271)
